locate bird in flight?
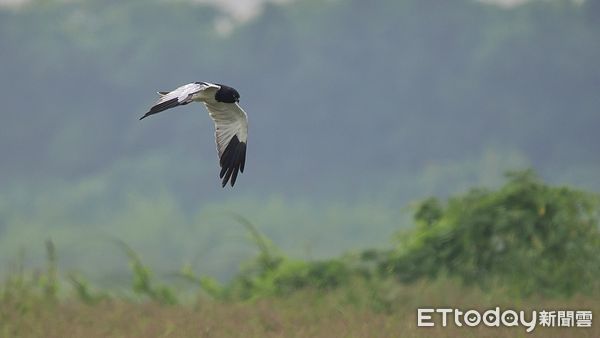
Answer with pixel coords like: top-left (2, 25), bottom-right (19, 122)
top-left (140, 82), bottom-right (248, 187)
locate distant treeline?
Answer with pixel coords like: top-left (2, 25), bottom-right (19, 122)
top-left (0, 0), bottom-right (599, 282)
top-left (2, 170), bottom-right (599, 305)
top-left (0, 0), bottom-right (598, 193)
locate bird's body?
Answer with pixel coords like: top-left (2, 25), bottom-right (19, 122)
top-left (140, 82), bottom-right (248, 187)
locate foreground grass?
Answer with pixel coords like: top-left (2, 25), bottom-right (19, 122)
top-left (2, 279), bottom-right (598, 338)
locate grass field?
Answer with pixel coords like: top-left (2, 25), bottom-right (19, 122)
top-left (2, 279), bottom-right (598, 338)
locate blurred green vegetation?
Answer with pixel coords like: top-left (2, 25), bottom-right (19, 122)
top-left (385, 170), bottom-right (600, 296)
top-left (1, 171), bottom-right (599, 336)
top-left (2, 171), bottom-right (598, 306)
top-left (1, 0), bottom-right (599, 288)
top-left (1, 2), bottom-right (598, 335)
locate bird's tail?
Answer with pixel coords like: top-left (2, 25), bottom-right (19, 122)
top-left (140, 91), bottom-right (183, 120)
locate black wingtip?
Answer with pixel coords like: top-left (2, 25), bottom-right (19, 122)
top-left (219, 135), bottom-right (247, 188)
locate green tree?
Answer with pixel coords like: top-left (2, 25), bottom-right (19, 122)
top-left (387, 170), bottom-right (600, 296)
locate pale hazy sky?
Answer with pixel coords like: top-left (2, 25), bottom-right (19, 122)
top-left (0, 0), bottom-right (289, 15)
top-left (192, 0), bottom-right (291, 21)
top-left (0, 0), bottom-right (535, 14)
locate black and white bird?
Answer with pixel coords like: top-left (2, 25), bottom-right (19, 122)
top-left (140, 82), bottom-right (248, 187)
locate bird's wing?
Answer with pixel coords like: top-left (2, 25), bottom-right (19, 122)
top-left (140, 82), bottom-right (219, 120)
top-left (204, 101), bottom-right (248, 187)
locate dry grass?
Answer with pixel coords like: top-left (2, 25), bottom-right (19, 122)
top-left (1, 280), bottom-right (598, 338)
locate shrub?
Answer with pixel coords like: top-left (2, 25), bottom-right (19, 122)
top-left (385, 170), bottom-right (600, 296)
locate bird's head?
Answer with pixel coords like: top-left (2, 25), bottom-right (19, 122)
top-left (215, 85), bottom-right (240, 103)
